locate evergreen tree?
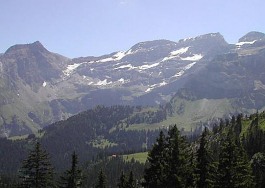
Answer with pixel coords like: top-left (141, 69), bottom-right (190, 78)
top-left (216, 131), bottom-right (254, 188)
top-left (235, 114), bottom-right (242, 137)
top-left (243, 121), bottom-right (265, 157)
top-left (19, 142), bottom-right (54, 188)
top-left (251, 152), bottom-right (265, 188)
top-left (143, 131), bottom-right (167, 187)
top-left (186, 151), bottom-right (196, 188)
top-left (59, 151), bottom-right (82, 188)
top-left (95, 169), bottom-right (107, 188)
top-left (127, 171), bottom-right (136, 188)
top-left (117, 171), bottom-right (136, 188)
top-left (164, 125), bottom-right (190, 187)
top-left (195, 128), bottom-right (215, 188)
top-left (234, 143), bottom-right (255, 187)
top-left (117, 171), bottom-right (127, 188)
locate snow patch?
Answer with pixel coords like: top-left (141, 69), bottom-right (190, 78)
top-left (63, 63), bottom-right (84, 76)
top-left (145, 81), bottom-right (167, 93)
top-left (145, 84), bottom-right (158, 92)
top-left (162, 56), bottom-right (175, 62)
top-left (173, 70), bottom-right (185, 77)
top-left (173, 62), bottom-right (197, 78)
top-left (181, 54), bottom-right (203, 61)
top-left (145, 88), bottom-right (152, 92)
top-left (126, 49), bottom-right (134, 55)
top-left (160, 81), bottom-right (167, 86)
top-left (88, 81), bottom-right (94, 85)
top-left (114, 62), bottom-right (159, 71)
top-left (118, 78), bottom-right (125, 83)
top-left (170, 47), bottom-right (189, 56)
top-left (114, 64), bottom-right (136, 70)
top-left (236, 40), bottom-right (256, 47)
top-left (95, 79), bottom-right (112, 86)
top-left (184, 62), bottom-right (197, 70)
top-left (138, 62), bottom-right (160, 70)
top-left (42, 81), bottom-right (47, 87)
top-left (98, 57), bottom-right (114, 63)
top-left (183, 37), bottom-right (194, 42)
top-left (113, 51), bottom-right (126, 60)
top-left (97, 51), bottom-right (127, 63)
top-left (162, 47), bottom-right (189, 62)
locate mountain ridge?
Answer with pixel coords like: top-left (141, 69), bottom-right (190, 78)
top-left (1, 31), bottom-right (265, 137)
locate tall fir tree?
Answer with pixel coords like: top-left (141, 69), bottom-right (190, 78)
top-left (143, 131), bottom-right (167, 187)
top-left (127, 171), bottom-right (136, 188)
top-left (243, 120), bottom-right (265, 158)
top-left (195, 128), bottom-right (215, 188)
top-left (251, 152), bottom-right (265, 188)
top-left (95, 169), bottom-right (107, 188)
top-left (59, 151), bottom-right (82, 188)
top-left (186, 151), bottom-right (196, 188)
top-left (216, 130), bottom-right (254, 188)
top-left (165, 125), bottom-right (190, 187)
top-left (235, 114), bottom-right (242, 137)
top-left (117, 171), bottom-right (127, 188)
top-left (19, 142), bottom-right (54, 188)
top-left (117, 171), bottom-right (136, 188)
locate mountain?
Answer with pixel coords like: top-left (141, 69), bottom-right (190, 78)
top-left (161, 32), bottom-right (265, 127)
top-left (1, 31), bottom-right (265, 137)
top-left (0, 41), bottom-right (72, 136)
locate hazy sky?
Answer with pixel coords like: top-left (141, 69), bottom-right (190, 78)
top-left (1, 0), bottom-right (264, 58)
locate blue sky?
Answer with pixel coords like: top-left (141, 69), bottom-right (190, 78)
top-left (1, 0), bottom-right (264, 58)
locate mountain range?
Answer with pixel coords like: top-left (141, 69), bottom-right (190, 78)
top-left (1, 31), bottom-right (265, 137)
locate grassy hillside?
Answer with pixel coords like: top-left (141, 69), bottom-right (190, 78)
top-left (123, 152), bottom-right (148, 164)
top-left (126, 97), bottom-right (258, 132)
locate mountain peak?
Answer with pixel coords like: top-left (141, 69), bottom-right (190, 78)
top-left (129, 39), bottom-right (176, 52)
top-left (194, 33), bottom-right (226, 43)
top-left (197, 32), bottom-right (223, 38)
top-left (4, 41), bottom-right (48, 55)
top-left (238, 31), bottom-right (265, 42)
top-left (31, 41), bottom-right (45, 48)
top-left (179, 32), bottom-right (227, 45)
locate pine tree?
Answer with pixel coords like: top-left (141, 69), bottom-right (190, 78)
top-left (234, 143), bottom-right (255, 187)
top-left (19, 142), bottom-right (54, 188)
top-left (186, 151), bottom-right (196, 188)
top-left (195, 128), bottom-right (215, 188)
top-left (235, 114), bottom-right (242, 137)
top-left (216, 131), bottom-right (254, 188)
top-left (251, 152), bottom-right (265, 188)
top-left (127, 171), bottom-right (136, 188)
top-left (95, 169), bottom-right (107, 188)
top-left (243, 121), bottom-right (265, 157)
top-left (117, 171), bottom-right (127, 188)
top-left (143, 131), bottom-right (167, 187)
top-left (59, 151), bottom-right (82, 188)
top-left (164, 125), bottom-right (190, 187)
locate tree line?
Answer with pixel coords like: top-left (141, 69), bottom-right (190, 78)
top-left (143, 112), bottom-right (265, 187)
top-left (1, 110), bottom-right (265, 187)
top-left (2, 141), bottom-right (142, 188)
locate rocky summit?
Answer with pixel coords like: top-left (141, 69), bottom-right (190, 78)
top-left (1, 31), bottom-right (265, 137)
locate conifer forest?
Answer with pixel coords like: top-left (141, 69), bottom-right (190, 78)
top-left (0, 107), bottom-right (265, 187)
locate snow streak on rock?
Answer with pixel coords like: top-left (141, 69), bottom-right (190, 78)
top-left (181, 54), bottom-right (203, 61)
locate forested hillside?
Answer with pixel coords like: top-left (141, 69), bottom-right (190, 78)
top-left (0, 105), bottom-right (165, 175)
top-left (1, 107), bottom-right (265, 187)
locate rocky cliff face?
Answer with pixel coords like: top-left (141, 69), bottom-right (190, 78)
top-left (1, 31), bottom-right (265, 136)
